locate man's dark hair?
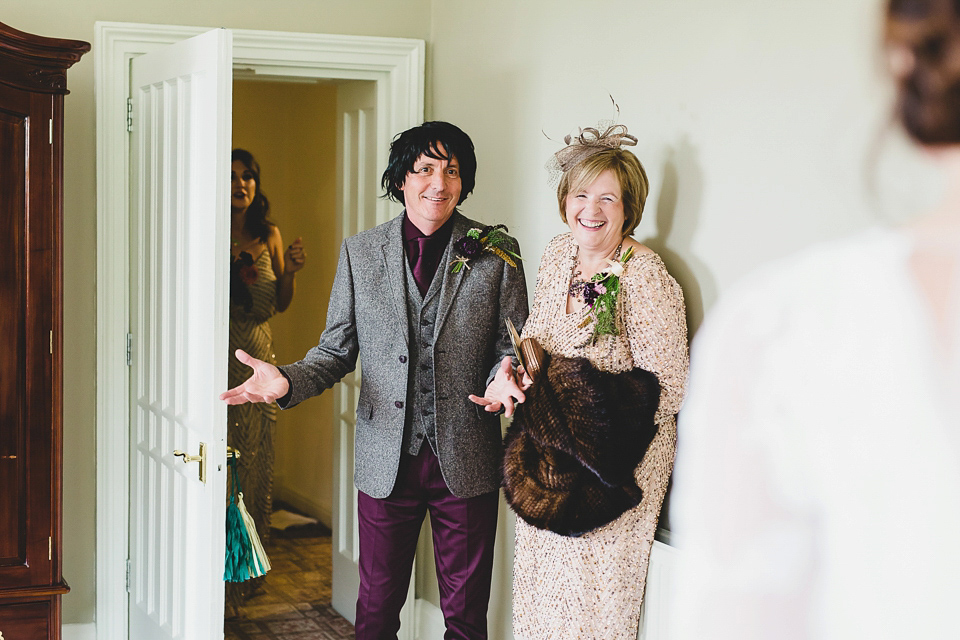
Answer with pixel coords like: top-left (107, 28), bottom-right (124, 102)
top-left (380, 121), bottom-right (477, 205)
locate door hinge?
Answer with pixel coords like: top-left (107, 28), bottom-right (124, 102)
top-left (49, 330), bottom-right (53, 355)
top-left (126, 97), bottom-right (133, 133)
top-left (49, 118), bottom-right (53, 144)
top-left (126, 333), bottom-right (133, 366)
top-left (48, 536), bottom-right (52, 561)
top-left (126, 558), bottom-right (131, 593)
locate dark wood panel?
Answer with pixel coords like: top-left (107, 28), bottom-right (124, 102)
top-left (0, 94), bottom-right (29, 573)
top-left (0, 582), bottom-right (69, 599)
top-left (0, 22), bottom-right (89, 95)
top-left (0, 21), bottom-right (86, 638)
top-left (0, 83), bottom-right (54, 590)
top-left (23, 90), bottom-right (56, 591)
top-left (0, 600), bottom-right (51, 639)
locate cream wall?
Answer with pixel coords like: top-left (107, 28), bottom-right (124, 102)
top-left (1, 1), bottom-right (430, 627)
top-left (233, 79), bottom-right (340, 527)
top-left (428, 0), bottom-right (893, 335)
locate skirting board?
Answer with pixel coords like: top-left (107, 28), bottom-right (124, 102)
top-left (415, 599), bottom-right (446, 639)
top-left (63, 623), bottom-right (97, 640)
top-left (273, 485), bottom-right (332, 529)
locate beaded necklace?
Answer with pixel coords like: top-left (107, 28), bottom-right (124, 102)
top-left (568, 242), bottom-right (622, 304)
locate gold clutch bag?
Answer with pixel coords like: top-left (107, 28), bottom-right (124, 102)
top-left (506, 318), bottom-right (548, 384)
top-left (519, 337), bottom-right (546, 383)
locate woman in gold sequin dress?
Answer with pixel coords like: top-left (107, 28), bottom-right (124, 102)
top-left (509, 130), bottom-right (688, 639)
top-left (227, 149), bottom-right (305, 605)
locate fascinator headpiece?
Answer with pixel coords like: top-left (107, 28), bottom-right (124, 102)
top-left (546, 123), bottom-right (637, 186)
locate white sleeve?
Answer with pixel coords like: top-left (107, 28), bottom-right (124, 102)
top-left (669, 280), bottom-right (820, 640)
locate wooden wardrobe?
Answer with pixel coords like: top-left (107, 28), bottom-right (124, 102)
top-left (0, 21), bottom-right (89, 640)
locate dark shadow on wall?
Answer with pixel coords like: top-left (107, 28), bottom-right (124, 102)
top-left (641, 136), bottom-right (716, 339)
top-left (640, 137), bottom-right (717, 535)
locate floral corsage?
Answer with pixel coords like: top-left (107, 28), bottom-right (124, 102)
top-left (573, 246), bottom-right (635, 342)
top-left (450, 224), bottom-right (522, 273)
top-left (230, 251), bottom-right (258, 312)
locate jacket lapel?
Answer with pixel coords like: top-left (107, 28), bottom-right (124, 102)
top-left (435, 212), bottom-right (471, 335)
top-left (381, 214), bottom-right (410, 348)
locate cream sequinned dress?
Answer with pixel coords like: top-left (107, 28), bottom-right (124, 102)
top-left (514, 233), bottom-right (688, 639)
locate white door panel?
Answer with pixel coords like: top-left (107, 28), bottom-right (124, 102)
top-left (128, 28), bottom-right (232, 640)
top-left (331, 80), bottom-right (379, 624)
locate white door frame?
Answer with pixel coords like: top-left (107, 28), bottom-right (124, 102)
top-left (94, 22), bottom-right (423, 640)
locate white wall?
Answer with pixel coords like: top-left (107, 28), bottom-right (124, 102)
top-left (428, 0), bottom-right (896, 336)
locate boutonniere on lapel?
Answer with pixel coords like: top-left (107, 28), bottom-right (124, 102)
top-left (450, 224), bottom-right (522, 273)
top-left (571, 246), bottom-right (635, 343)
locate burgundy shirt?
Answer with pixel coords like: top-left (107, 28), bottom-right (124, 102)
top-left (402, 212), bottom-right (455, 297)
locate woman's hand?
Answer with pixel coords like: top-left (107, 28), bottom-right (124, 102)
top-left (275, 234), bottom-right (303, 312)
top-left (468, 356), bottom-right (526, 417)
top-left (220, 349), bottom-right (290, 405)
top-left (516, 364), bottom-right (534, 390)
top-left (284, 237), bottom-right (306, 274)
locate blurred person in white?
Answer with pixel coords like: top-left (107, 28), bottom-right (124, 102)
top-left (670, 1), bottom-right (960, 638)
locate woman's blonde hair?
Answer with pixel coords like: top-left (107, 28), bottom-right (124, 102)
top-left (557, 148), bottom-right (649, 237)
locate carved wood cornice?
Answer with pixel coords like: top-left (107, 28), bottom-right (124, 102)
top-left (0, 21), bottom-right (90, 94)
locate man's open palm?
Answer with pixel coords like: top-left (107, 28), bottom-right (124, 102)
top-left (219, 349), bottom-right (289, 405)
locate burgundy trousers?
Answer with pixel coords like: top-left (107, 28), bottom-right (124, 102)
top-left (355, 445), bottom-right (499, 640)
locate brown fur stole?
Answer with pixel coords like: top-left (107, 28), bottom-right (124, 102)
top-left (503, 353), bottom-right (660, 537)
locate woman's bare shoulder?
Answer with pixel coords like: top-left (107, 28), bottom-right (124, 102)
top-left (623, 237), bottom-right (655, 256)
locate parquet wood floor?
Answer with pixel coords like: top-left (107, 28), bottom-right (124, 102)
top-left (224, 531), bottom-right (355, 640)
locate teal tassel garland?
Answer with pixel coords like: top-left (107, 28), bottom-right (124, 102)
top-left (224, 457), bottom-right (271, 582)
top-left (224, 495), bottom-right (253, 582)
top-left (237, 492), bottom-right (271, 577)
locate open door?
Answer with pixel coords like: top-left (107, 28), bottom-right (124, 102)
top-left (127, 28), bottom-right (232, 640)
top-left (330, 80), bottom-right (378, 623)
top-left (333, 80), bottom-right (418, 635)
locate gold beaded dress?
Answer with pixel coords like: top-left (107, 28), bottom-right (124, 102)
top-left (514, 233), bottom-right (689, 639)
top-left (227, 248), bottom-right (278, 603)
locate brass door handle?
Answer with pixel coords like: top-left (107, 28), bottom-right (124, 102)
top-left (173, 450), bottom-right (202, 463)
top-left (172, 442), bottom-right (207, 483)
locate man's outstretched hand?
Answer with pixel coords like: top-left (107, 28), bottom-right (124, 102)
top-left (468, 356), bottom-right (526, 417)
top-left (219, 349), bottom-right (290, 405)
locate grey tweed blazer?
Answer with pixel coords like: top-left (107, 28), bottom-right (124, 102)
top-left (278, 211), bottom-right (529, 499)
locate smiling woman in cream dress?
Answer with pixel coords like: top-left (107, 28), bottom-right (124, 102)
top-left (506, 129), bottom-right (688, 639)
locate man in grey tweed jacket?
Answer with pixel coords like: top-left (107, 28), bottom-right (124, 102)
top-left (221, 121), bottom-right (528, 639)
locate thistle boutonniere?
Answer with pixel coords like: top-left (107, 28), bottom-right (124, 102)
top-left (450, 224), bottom-right (522, 273)
top-left (574, 246), bottom-right (635, 343)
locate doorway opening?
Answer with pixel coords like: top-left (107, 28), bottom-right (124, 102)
top-left (225, 76), bottom-right (374, 636)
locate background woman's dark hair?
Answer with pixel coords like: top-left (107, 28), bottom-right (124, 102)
top-left (380, 121), bottom-right (477, 205)
top-left (232, 148), bottom-right (274, 242)
top-left (887, 0), bottom-right (960, 144)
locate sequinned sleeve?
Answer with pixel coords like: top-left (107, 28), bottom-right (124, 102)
top-left (621, 255), bottom-right (689, 419)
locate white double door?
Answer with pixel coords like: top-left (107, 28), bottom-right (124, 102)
top-left (125, 28), bottom-right (379, 640)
